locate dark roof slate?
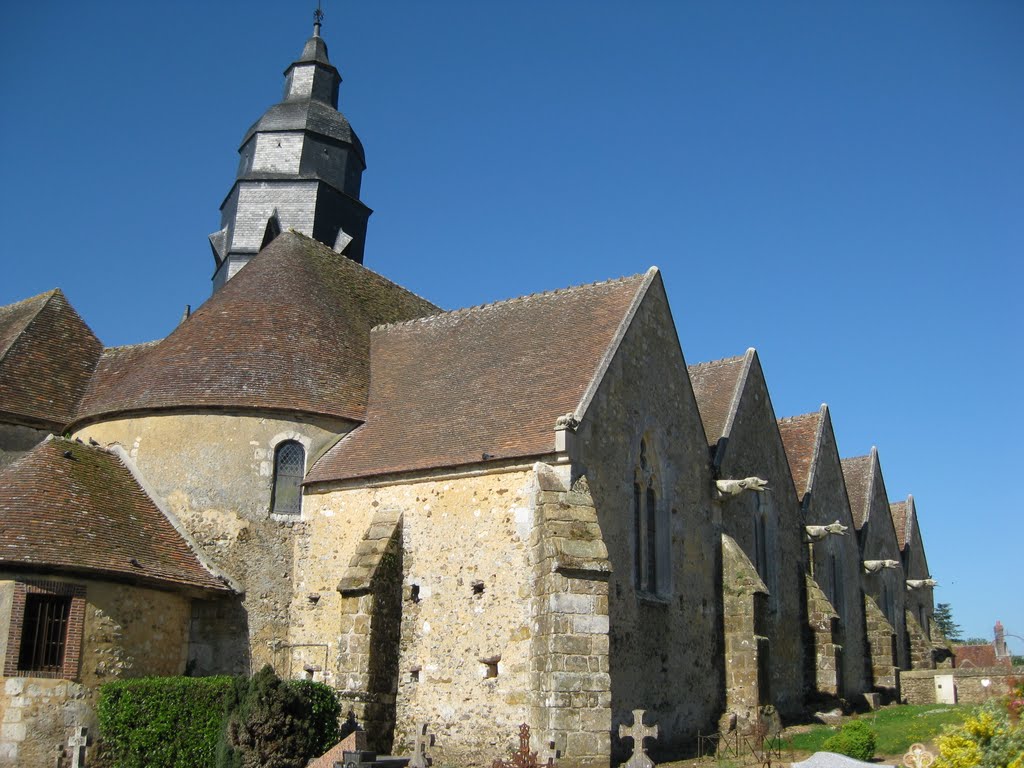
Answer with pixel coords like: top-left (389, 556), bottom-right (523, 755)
top-left (687, 355), bottom-right (746, 446)
top-left (0, 437), bottom-right (230, 592)
top-left (841, 455), bottom-right (872, 530)
top-left (777, 410), bottom-right (823, 500)
top-left (74, 233), bottom-right (438, 427)
top-left (0, 289), bottom-right (102, 428)
top-left (307, 272), bottom-right (651, 484)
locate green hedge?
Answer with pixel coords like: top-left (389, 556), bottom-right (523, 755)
top-left (98, 676), bottom-right (234, 768)
top-left (822, 720), bottom-right (877, 761)
top-left (98, 671), bottom-right (341, 768)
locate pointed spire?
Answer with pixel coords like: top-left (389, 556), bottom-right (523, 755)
top-left (314, 1), bottom-right (324, 38)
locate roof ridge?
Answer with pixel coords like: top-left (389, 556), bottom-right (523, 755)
top-left (371, 270), bottom-right (651, 333)
top-left (778, 410), bottom-right (820, 425)
top-left (101, 339), bottom-right (163, 353)
top-left (688, 353), bottom-right (746, 371)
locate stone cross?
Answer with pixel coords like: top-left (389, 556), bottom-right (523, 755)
top-left (68, 727), bottom-right (88, 768)
top-left (618, 709), bottom-right (658, 768)
top-left (409, 722), bottom-right (432, 768)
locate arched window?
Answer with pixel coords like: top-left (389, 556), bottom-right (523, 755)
top-left (633, 438), bottom-right (669, 596)
top-left (271, 440), bottom-right (305, 515)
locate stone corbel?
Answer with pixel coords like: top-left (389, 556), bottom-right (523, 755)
top-left (906, 578), bottom-right (937, 590)
top-left (713, 476), bottom-right (769, 500)
top-left (805, 520), bottom-right (849, 541)
top-left (863, 559), bottom-right (900, 574)
top-left (554, 412), bottom-right (580, 452)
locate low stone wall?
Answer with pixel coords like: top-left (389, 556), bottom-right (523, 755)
top-left (901, 666), bottom-right (1020, 705)
top-left (0, 677), bottom-right (92, 767)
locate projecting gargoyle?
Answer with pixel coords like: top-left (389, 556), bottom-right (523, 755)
top-left (906, 578), bottom-right (938, 590)
top-left (805, 520), bottom-right (849, 541)
top-left (863, 559), bottom-right (901, 574)
top-left (714, 477), bottom-right (770, 500)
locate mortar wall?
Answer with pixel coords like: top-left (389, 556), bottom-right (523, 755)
top-left (714, 357), bottom-right (806, 716)
top-left (572, 276), bottom-right (722, 757)
top-left (296, 469), bottom-right (538, 767)
top-left (74, 412), bottom-right (352, 674)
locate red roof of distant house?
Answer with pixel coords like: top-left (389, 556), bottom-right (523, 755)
top-left (954, 644), bottom-right (1009, 669)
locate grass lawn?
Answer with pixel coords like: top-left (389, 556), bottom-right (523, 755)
top-left (785, 704), bottom-right (971, 756)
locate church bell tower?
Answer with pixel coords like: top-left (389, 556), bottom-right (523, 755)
top-left (208, 10), bottom-right (371, 291)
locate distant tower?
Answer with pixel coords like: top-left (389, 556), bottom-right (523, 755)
top-left (208, 9), bottom-right (371, 291)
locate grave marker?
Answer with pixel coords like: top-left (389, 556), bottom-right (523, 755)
top-left (618, 709), bottom-right (658, 768)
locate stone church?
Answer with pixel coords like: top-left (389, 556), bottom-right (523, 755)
top-left (0, 18), bottom-right (939, 768)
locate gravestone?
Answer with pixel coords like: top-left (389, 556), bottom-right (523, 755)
top-left (409, 723), bottom-right (432, 768)
top-left (492, 724), bottom-right (553, 768)
top-left (618, 709), bottom-right (658, 768)
top-left (68, 727), bottom-right (88, 768)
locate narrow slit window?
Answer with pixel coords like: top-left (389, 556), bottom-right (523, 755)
top-left (633, 483), bottom-right (643, 587)
top-left (272, 441), bottom-right (305, 515)
top-left (645, 486), bottom-right (657, 591)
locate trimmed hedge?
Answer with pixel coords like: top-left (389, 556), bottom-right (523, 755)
top-left (98, 676), bottom-right (234, 768)
top-left (98, 671), bottom-right (340, 768)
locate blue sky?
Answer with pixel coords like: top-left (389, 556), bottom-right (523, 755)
top-left (1, 2), bottom-right (1021, 651)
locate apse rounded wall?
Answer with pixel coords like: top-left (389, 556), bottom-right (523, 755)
top-left (72, 410), bottom-right (354, 673)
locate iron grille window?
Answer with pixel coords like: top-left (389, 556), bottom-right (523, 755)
top-left (271, 441), bottom-right (305, 515)
top-left (17, 594), bottom-right (71, 673)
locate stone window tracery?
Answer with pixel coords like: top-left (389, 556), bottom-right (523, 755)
top-left (271, 440), bottom-right (305, 516)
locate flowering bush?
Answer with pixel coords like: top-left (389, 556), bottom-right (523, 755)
top-left (935, 681), bottom-right (1024, 768)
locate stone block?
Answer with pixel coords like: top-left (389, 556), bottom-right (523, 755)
top-left (566, 731), bottom-right (600, 757)
top-left (549, 707), bottom-right (580, 730)
top-left (550, 634), bottom-right (591, 655)
top-left (0, 723), bottom-right (25, 742)
top-left (572, 614), bottom-right (609, 635)
top-left (549, 593), bottom-right (593, 614)
top-left (579, 708), bottom-right (611, 732)
top-left (3, 679), bottom-right (23, 696)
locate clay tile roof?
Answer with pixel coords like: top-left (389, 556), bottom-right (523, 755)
top-left (307, 272), bottom-right (652, 483)
top-left (890, 500), bottom-right (909, 550)
top-left (777, 410), bottom-right (823, 499)
top-left (954, 644), bottom-right (998, 669)
top-left (74, 233), bottom-right (438, 426)
top-left (0, 438), bottom-right (231, 592)
top-left (0, 290), bottom-right (102, 429)
top-left (841, 455), bottom-right (872, 530)
top-left (687, 355), bottom-right (746, 446)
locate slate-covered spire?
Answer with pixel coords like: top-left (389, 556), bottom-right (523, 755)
top-left (208, 12), bottom-right (372, 292)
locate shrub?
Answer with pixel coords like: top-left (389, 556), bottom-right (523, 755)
top-left (217, 665), bottom-right (340, 768)
top-left (822, 720), bottom-right (877, 761)
top-left (98, 676), bottom-right (234, 768)
top-left (935, 693), bottom-right (1024, 768)
top-left (99, 671), bottom-right (341, 768)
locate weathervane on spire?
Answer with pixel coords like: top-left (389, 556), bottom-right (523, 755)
top-left (313, 1), bottom-right (324, 36)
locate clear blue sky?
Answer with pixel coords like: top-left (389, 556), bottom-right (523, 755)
top-left (1, 2), bottom-right (1021, 651)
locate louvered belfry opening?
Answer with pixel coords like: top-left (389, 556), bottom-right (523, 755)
top-left (18, 593), bottom-right (72, 673)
